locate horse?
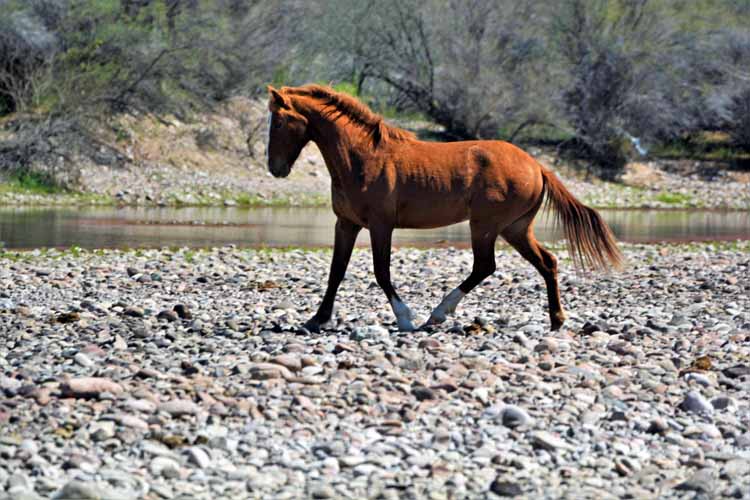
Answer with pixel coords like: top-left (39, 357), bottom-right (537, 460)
top-left (264, 84), bottom-right (622, 332)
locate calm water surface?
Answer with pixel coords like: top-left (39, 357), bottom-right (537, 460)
top-left (0, 206), bottom-right (748, 250)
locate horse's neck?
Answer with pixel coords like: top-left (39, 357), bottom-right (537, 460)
top-left (307, 111), bottom-right (364, 178)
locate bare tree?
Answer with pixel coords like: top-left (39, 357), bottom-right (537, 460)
top-left (0, 6), bottom-right (57, 114)
top-left (553, 0), bottom-right (688, 172)
top-left (306, 0), bottom-right (551, 140)
top-left (0, 0), bottom-right (301, 184)
top-left (700, 29), bottom-right (750, 149)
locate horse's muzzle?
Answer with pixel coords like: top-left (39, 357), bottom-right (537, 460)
top-left (268, 159), bottom-right (291, 178)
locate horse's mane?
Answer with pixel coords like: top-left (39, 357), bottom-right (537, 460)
top-left (281, 84), bottom-right (416, 146)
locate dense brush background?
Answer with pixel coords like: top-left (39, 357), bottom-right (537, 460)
top-left (1, 0), bottom-right (749, 186)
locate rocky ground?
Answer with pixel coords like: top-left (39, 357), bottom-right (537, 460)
top-left (0, 242), bottom-right (749, 499)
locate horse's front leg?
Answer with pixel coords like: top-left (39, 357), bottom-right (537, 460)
top-left (370, 223), bottom-right (416, 332)
top-left (304, 218), bottom-right (361, 333)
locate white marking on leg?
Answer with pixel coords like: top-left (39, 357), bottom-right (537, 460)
top-left (266, 112), bottom-right (272, 165)
top-left (428, 287), bottom-right (465, 324)
top-left (389, 296), bottom-right (416, 331)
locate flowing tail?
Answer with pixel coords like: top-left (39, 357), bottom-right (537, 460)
top-left (540, 167), bottom-right (623, 271)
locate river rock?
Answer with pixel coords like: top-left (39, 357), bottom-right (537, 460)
top-left (532, 431), bottom-right (575, 452)
top-left (722, 365), bottom-right (750, 379)
top-left (500, 405), bottom-right (533, 428)
top-left (680, 391), bottom-right (714, 414)
top-left (158, 399), bottom-right (200, 416)
top-left (123, 306), bottom-right (145, 318)
top-left (674, 468), bottom-right (716, 493)
top-left (3, 243), bottom-right (750, 498)
top-left (52, 481), bottom-right (116, 500)
top-left (711, 396), bottom-right (735, 411)
top-left (186, 446), bottom-right (212, 469)
top-left (490, 478), bottom-right (523, 497)
top-left (149, 456), bottom-right (181, 478)
top-left (271, 354), bottom-right (302, 372)
top-left (60, 377), bottom-right (124, 398)
top-left (157, 309), bottom-right (178, 322)
top-left (173, 304), bottom-right (192, 319)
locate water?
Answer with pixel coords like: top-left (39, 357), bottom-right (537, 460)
top-left (0, 206), bottom-right (748, 250)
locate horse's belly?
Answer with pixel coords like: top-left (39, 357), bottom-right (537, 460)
top-left (396, 201), bottom-right (469, 229)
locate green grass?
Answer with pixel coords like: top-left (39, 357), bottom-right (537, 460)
top-left (650, 132), bottom-right (750, 161)
top-left (0, 170), bottom-right (114, 206)
top-left (654, 191), bottom-right (693, 205)
top-left (165, 190), bottom-right (330, 208)
top-left (330, 81), bottom-right (359, 97)
top-left (0, 171), bottom-right (64, 195)
top-left (226, 192), bottom-right (329, 208)
top-left (0, 180), bottom-right (329, 208)
top-left (658, 240), bottom-right (750, 253)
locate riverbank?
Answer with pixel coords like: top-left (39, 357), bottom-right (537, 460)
top-left (1, 97), bottom-right (749, 210)
top-left (1, 243), bottom-right (748, 498)
top-left (2, 149), bottom-right (749, 210)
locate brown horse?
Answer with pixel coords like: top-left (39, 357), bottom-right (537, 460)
top-left (265, 84), bottom-right (622, 332)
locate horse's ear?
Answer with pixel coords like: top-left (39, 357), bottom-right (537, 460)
top-left (267, 86), bottom-right (290, 110)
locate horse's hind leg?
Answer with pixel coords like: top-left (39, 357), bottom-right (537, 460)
top-left (502, 217), bottom-right (566, 330)
top-left (425, 220), bottom-right (498, 326)
top-left (370, 222), bottom-right (416, 331)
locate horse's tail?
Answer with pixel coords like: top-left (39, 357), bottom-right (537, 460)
top-left (540, 167), bottom-right (623, 271)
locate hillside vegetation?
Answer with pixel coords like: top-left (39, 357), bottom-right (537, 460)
top-left (0, 0), bottom-right (749, 189)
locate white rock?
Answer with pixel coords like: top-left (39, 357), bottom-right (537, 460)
top-left (149, 456), bottom-right (181, 478)
top-left (186, 446), bottom-right (212, 469)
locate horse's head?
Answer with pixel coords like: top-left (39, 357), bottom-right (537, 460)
top-left (266, 86), bottom-right (310, 178)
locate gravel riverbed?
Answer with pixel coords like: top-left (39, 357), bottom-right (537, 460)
top-left (1, 243), bottom-right (749, 499)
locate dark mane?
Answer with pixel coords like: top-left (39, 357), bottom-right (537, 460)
top-left (281, 84), bottom-right (416, 145)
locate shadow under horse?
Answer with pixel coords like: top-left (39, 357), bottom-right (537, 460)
top-left (264, 84), bottom-right (622, 332)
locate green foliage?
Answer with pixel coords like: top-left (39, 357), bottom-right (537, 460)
top-left (651, 133), bottom-right (750, 161)
top-left (655, 191), bottom-right (693, 205)
top-left (330, 81), bottom-right (359, 97)
top-left (2, 0), bottom-right (297, 118)
top-left (3, 171), bottom-right (62, 194)
top-left (271, 67), bottom-right (293, 89)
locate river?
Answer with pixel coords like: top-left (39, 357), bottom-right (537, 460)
top-left (1, 206), bottom-right (748, 250)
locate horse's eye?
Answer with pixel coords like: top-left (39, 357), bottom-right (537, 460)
top-left (273, 120), bottom-right (283, 129)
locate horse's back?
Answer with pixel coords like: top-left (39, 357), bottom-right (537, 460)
top-left (388, 138), bottom-right (544, 228)
top-left (406, 139), bottom-right (543, 200)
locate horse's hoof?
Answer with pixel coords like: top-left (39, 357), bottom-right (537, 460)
top-left (397, 319), bottom-right (416, 332)
top-left (550, 318), bottom-right (565, 331)
top-left (418, 316), bottom-right (441, 330)
top-left (550, 312), bottom-right (566, 331)
top-left (426, 312), bottom-right (447, 325)
top-left (302, 319), bottom-right (321, 334)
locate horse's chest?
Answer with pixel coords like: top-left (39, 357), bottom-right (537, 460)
top-left (331, 191), bottom-right (370, 227)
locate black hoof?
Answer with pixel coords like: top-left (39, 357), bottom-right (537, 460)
top-left (302, 319), bottom-right (321, 334)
